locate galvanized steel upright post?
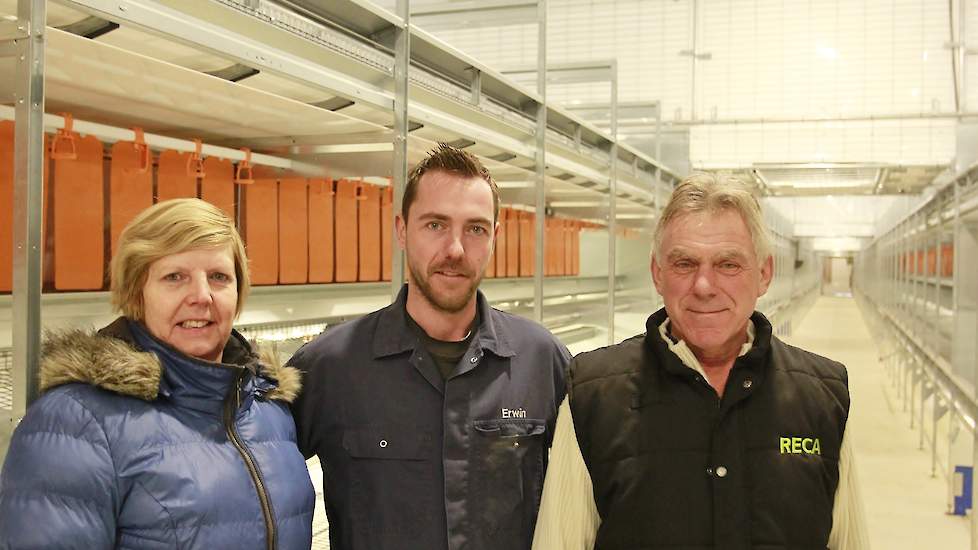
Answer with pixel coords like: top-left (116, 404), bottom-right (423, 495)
top-left (533, 0), bottom-right (546, 324)
top-left (11, 0), bottom-right (46, 420)
top-left (392, 0), bottom-right (409, 301)
top-left (606, 61), bottom-right (618, 344)
top-left (967, 182), bottom-right (978, 550)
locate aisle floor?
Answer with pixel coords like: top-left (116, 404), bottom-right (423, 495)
top-left (785, 295), bottom-right (971, 550)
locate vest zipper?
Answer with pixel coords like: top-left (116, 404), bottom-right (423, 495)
top-left (224, 370), bottom-right (277, 550)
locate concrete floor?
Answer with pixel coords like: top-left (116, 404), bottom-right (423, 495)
top-left (785, 295), bottom-right (971, 550)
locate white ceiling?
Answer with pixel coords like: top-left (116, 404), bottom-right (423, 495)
top-left (401, 0), bottom-right (966, 193)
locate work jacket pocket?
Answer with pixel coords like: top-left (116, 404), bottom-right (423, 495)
top-left (343, 428), bottom-right (428, 461)
top-left (342, 426), bottom-right (439, 544)
top-left (470, 418), bottom-right (547, 540)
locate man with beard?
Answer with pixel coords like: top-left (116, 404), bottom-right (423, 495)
top-left (289, 144), bottom-right (569, 550)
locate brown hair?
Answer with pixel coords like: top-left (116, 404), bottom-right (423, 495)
top-left (403, 143), bottom-right (500, 223)
top-left (110, 198), bottom-right (250, 320)
top-left (653, 173), bottom-right (772, 263)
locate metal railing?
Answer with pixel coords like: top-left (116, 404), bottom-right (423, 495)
top-left (856, 289), bottom-right (978, 545)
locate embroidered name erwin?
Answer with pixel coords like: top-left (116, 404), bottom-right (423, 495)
top-left (501, 407), bottom-right (527, 419)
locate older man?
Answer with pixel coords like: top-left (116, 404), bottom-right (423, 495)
top-left (290, 144), bottom-right (569, 550)
top-left (532, 174), bottom-right (868, 549)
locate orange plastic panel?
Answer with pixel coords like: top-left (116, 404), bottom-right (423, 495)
top-left (109, 141), bottom-right (153, 257)
top-left (308, 178), bottom-right (335, 283)
top-left (54, 134), bottom-right (104, 290)
top-left (926, 247), bottom-right (937, 277)
top-left (519, 211), bottom-right (535, 277)
top-left (201, 157), bottom-right (235, 221)
top-left (1, 126), bottom-right (52, 291)
top-left (244, 170), bottom-right (279, 285)
top-left (505, 208), bottom-right (520, 277)
top-left (545, 218), bottom-right (557, 276)
top-left (279, 178), bottom-right (309, 284)
top-left (0, 121), bottom-right (13, 291)
top-left (381, 185), bottom-right (393, 281)
top-left (916, 250), bottom-right (925, 274)
top-left (358, 183), bottom-right (382, 282)
top-left (554, 219), bottom-right (567, 277)
top-left (567, 222), bottom-right (581, 276)
top-left (563, 221), bottom-right (575, 276)
top-left (157, 150), bottom-right (198, 201)
top-left (941, 243), bottom-right (954, 278)
top-left (335, 179), bottom-right (359, 282)
top-left (495, 207), bottom-right (508, 277)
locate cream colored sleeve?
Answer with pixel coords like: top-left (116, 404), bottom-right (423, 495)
top-left (532, 397), bottom-right (601, 550)
top-left (827, 426), bottom-right (871, 550)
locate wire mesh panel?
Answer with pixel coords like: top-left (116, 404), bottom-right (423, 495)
top-left (0, 348), bottom-right (12, 412)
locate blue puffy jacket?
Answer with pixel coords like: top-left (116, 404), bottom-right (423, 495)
top-left (0, 318), bottom-right (315, 549)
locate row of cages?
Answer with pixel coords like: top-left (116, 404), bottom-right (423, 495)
top-left (0, 119), bottom-right (646, 294)
top-left (897, 244), bottom-right (955, 278)
top-left (855, 167), bottom-right (978, 387)
top-left (854, 160), bottom-right (978, 536)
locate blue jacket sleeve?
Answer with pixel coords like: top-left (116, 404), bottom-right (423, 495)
top-left (0, 388), bottom-right (119, 550)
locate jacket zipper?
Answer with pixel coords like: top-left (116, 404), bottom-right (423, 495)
top-left (224, 370), bottom-right (277, 550)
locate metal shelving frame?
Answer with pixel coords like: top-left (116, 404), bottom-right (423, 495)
top-left (855, 160), bottom-right (978, 547)
top-left (0, 0), bottom-right (686, 457)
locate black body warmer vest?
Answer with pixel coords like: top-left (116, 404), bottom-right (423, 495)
top-left (569, 309), bottom-right (850, 550)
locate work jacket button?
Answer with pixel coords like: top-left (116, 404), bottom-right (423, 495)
top-left (469, 356), bottom-right (479, 364)
top-left (716, 465), bottom-right (728, 478)
top-left (743, 378), bottom-right (753, 389)
top-left (706, 467), bottom-right (714, 477)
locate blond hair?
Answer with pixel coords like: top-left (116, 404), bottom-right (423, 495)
top-left (110, 199), bottom-right (250, 320)
top-left (653, 173), bottom-right (772, 263)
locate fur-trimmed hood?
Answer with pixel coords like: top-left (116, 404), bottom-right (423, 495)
top-left (39, 321), bottom-right (301, 404)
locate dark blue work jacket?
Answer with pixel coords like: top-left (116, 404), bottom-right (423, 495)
top-left (289, 285), bottom-right (569, 550)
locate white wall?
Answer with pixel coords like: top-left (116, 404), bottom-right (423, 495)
top-left (397, 0), bottom-right (960, 167)
top-left (764, 196), bottom-right (901, 240)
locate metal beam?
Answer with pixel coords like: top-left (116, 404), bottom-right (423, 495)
top-left (410, 0), bottom-right (538, 31)
top-left (0, 106), bottom-right (324, 174)
top-left (58, 0), bottom-right (395, 111)
top-left (654, 111), bottom-right (978, 127)
top-left (533, 0), bottom-right (546, 323)
top-left (960, 0), bottom-right (968, 113)
top-left (607, 59), bottom-right (618, 344)
top-left (502, 60), bottom-right (615, 86)
top-left (11, 0), bottom-right (45, 420)
top-left (391, 0), bottom-right (409, 299)
top-left (468, 67), bottom-right (482, 105)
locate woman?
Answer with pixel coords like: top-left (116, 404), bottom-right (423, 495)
top-left (0, 199), bottom-right (314, 549)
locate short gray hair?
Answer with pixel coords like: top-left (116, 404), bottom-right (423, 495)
top-left (652, 173), bottom-right (772, 263)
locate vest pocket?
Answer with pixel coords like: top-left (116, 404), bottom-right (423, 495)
top-left (470, 419), bottom-right (546, 541)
